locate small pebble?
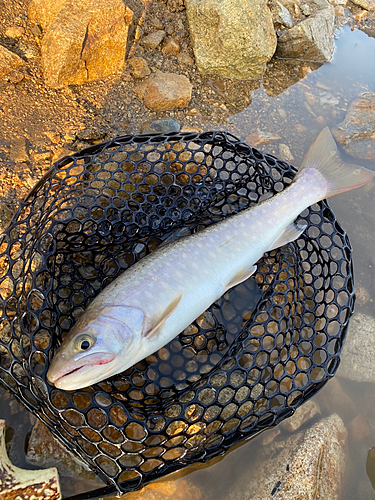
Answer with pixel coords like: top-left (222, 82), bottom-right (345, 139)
top-left (5, 26), bottom-right (25, 38)
top-left (278, 143), bottom-right (294, 162)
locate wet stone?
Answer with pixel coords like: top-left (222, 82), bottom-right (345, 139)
top-left (246, 130), bottom-right (281, 147)
top-left (338, 313), bottom-right (375, 383)
top-left (332, 93), bottom-right (375, 160)
top-left (26, 418), bottom-right (97, 480)
top-left (228, 414), bottom-right (347, 500)
top-left (281, 399), bottom-right (321, 432)
top-left (139, 119), bottom-right (181, 134)
top-left (278, 143), bottom-right (294, 162)
top-left (102, 478), bottom-right (203, 500)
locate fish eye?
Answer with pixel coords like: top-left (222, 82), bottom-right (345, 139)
top-left (74, 334), bottom-right (95, 352)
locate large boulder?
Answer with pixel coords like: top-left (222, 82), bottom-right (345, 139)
top-left (28, 0), bottom-right (138, 88)
top-left (228, 414), bottom-right (347, 500)
top-left (184, 0), bottom-right (277, 79)
top-left (276, 1), bottom-right (335, 61)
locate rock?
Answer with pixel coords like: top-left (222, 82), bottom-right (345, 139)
top-left (185, 0), bottom-right (277, 79)
top-left (319, 91), bottom-right (339, 106)
top-left (128, 57), bottom-right (151, 78)
top-left (338, 313), bottom-right (375, 383)
top-left (102, 478), bottom-right (203, 500)
top-left (348, 415), bottom-right (370, 442)
top-left (10, 137), bottom-right (29, 163)
top-left (276, 4), bottom-right (335, 61)
top-left (142, 71), bottom-right (192, 111)
top-left (140, 119), bottom-right (181, 134)
top-left (318, 377), bottom-right (357, 423)
top-left (140, 30), bottom-right (166, 49)
top-left (332, 93), bottom-right (375, 160)
top-left (162, 37), bottom-right (181, 55)
top-left (351, 0), bottom-right (375, 10)
top-left (366, 447), bottom-right (375, 490)
top-left (176, 52), bottom-right (194, 66)
top-left (228, 414), bottom-right (347, 500)
top-left (26, 419), bottom-right (95, 480)
top-left (5, 26), bottom-right (25, 38)
top-left (301, 2), bottom-right (312, 14)
top-left (246, 130), bottom-right (281, 147)
top-left (278, 143), bottom-right (294, 162)
top-left (28, 0), bottom-right (135, 88)
top-left (0, 45), bottom-right (26, 78)
top-left (281, 400), bottom-right (321, 432)
top-left (269, 0), bottom-right (294, 27)
top-left (76, 127), bottom-right (107, 142)
top-left (355, 284), bottom-right (371, 307)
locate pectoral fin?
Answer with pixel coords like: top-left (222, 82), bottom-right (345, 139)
top-left (269, 222), bottom-right (307, 252)
top-left (225, 266), bottom-right (257, 291)
top-left (144, 292), bottom-right (182, 339)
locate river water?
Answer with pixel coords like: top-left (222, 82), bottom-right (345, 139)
top-left (1, 25), bottom-right (375, 500)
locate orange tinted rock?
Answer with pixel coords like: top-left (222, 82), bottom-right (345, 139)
top-left (0, 45), bottom-right (26, 78)
top-left (246, 130), bottom-right (281, 147)
top-left (28, 0), bottom-right (135, 88)
top-left (144, 72), bottom-right (192, 111)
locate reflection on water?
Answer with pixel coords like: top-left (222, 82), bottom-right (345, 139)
top-left (1, 26), bottom-right (375, 500)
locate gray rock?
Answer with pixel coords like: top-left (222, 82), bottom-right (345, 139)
top-left (319, 91), bottom-right (339, 106)
top-left (276, 3), bottom-right (335, 62)
top-left (338, 313), bottom-right (375, 383)
top-left (140, 119), bottom-right (181, 135)
top-left (140, 30), bottom-right (166, 49)
top-left (351, 0), bottom-right (375, 9)
top-left (269, 0), bottom-right (294, 27)
top-left (228, 414), bottom-right (347, 500)
top-left (185, 0), bottom-right (277, 79)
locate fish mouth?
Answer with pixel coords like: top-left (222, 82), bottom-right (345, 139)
top-left (48, 352), bottom-right (115, 389)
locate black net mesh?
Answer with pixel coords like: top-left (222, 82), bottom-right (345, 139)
top-left (0, 131), bottom-right (354, 497)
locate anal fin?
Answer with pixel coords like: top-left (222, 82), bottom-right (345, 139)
top-left (225, 265), bottom-right (257, 291)
top-left (144, 292), bottom-right (182, 339)
top-left (269, 222), bottom-right (307, 252)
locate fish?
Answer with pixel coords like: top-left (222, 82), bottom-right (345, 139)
top-left (46, 127), bottom-right (374, 390)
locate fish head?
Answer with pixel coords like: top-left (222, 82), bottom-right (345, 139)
top-left (46, 305), bottom-right (145, 390)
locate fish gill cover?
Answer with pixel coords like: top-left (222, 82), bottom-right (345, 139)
top-left (0, 131), bottom-right (354, 498)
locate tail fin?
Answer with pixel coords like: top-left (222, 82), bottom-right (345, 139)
top-left (296, 127), bottom-right (374, 198)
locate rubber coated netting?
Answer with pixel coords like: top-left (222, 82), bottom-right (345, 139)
top-left (0, 131), bottom-right (354, 498)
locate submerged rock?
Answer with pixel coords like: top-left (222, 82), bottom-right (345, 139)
top-left (228, 414), bottom-right (347, 500)
top-left (338, 313), bottom-right (375, 383)
top-left (140, 119), bottom-right (181, 134)
top-left (185, 0), bottom-right (277, 79)
top-left (276, 2), bottom-right (335, 61)
top-left (142, 71), bottom-right (192, 111)
top-left (28, 0), bottom-right (136, 88)
top-left (332, 93), bottom-right (375, 160)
